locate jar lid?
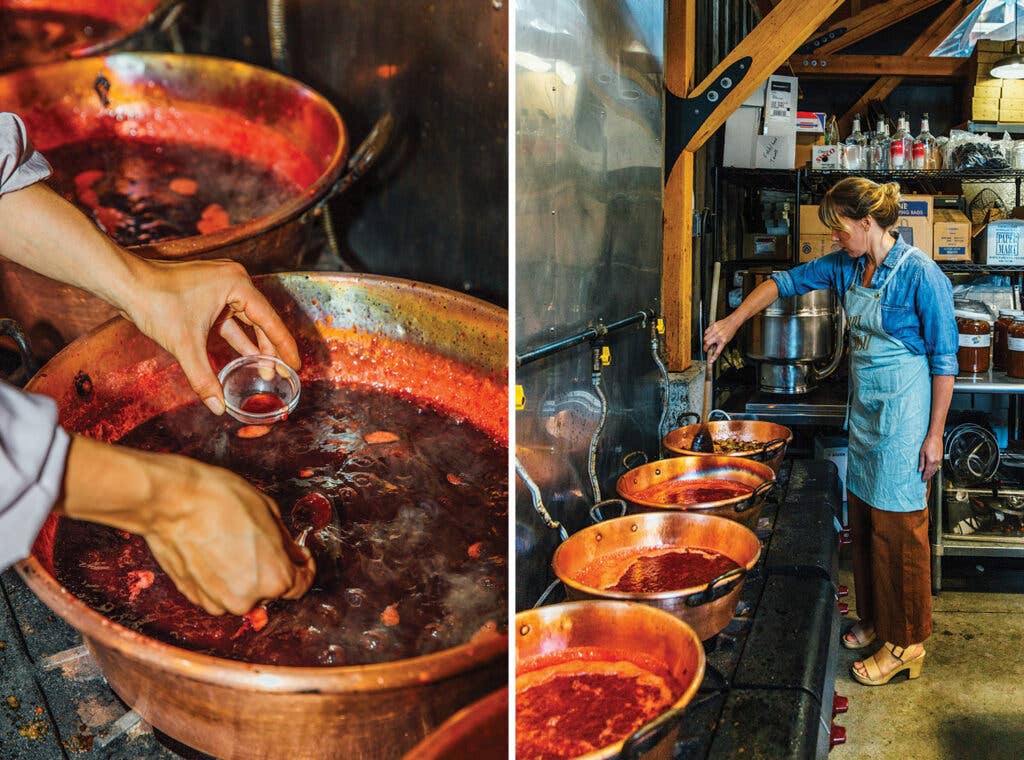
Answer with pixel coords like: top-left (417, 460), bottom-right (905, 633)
top-left (955, 309), bottom-right (993, 323)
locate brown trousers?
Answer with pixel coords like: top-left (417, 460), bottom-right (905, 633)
top-left (847, 490), bottom-right (932, 646)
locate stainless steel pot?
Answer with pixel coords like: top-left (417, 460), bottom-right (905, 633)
top-left (740, 270), bottom-right (844, 394)
top-left (516, 601), bottom-right (705, 760)
top-left (551, 512), bottom-right (762, 641)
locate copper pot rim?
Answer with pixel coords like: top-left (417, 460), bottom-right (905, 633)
top-left (616, 455), bottom-right (776, 511)
top-left (515, 600), bottom-right (706, 760)
top-left (18, 270), bottom-right (510, 694)
top-left (402, 687), bottom-right (508, 760)
top-left (66, 1), bottom-right (183, 60)
top-left (662, 420), bottom-right (793, 457)
top-left (2, 52), bottom-right (349, 260)
top-left (551, 512), bottom-right (762, 601)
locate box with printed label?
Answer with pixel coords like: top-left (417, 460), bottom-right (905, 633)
top-left (810, 144), bottom-right (840, 169)
top-left (764, 74), bottom-right (798, 128)
top-left (798, 234), bottom-right (840, 262)
top-left (815, 435), bottom-right (848, 504)
top-left (932, 209), bottom-right (972, 262)
top-left (896, 194), bottom-right (933, 256)
top-left (796, 111), bottom-right (826, 133)
top-left (975, 219), bottom-right (1024, 265)
top-left (743, 233), bottom-right (789, 260)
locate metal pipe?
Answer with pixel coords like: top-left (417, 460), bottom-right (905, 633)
top-left (267, 0), bottom-right (290, 75)
top-left (516, 308), bottom-right (655, 366)
top-left (515, 457), bottom-right (568, 542)
top-left (587, 346), bottom-right (608, 503)
top-left (651, 321), bottom-right (670, 458)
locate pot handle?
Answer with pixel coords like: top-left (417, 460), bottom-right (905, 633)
top-left (622, 450), bottom-right (648, 471)
top-left (709, 409), bottom-right (732, 421)
top-left (734, 479), bottom-right (775, 512)
top-left (619, 706), bottom-right (686, 760)
top-left (677, 411), bottom-right (700, 426)
top-left (326, 112), bottom-right (395, 200)
top-left (684, 566), bottom-right (747, 608)
top-left (758, 437), bottom-right (788, 463)
top-left (589, 498), bottom-right (628, 524)
top-left (533, 579), bottom-right (562, 609)
top-left (0, 319), bottom-right (37, 381)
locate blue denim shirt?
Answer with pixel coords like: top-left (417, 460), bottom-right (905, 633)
top-left (771, 235), bottom-right (959, 375)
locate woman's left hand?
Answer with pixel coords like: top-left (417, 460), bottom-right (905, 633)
top-left (117, 258), bottom-right (301, 415)
top-left (918, 432), bottom-right (943, 482)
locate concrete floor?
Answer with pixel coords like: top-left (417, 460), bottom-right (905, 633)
top-left (835, 560), bottom-right (1024, 759)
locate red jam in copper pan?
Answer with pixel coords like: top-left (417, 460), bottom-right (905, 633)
top-left (45, 140), bottom-right (307, 246)
top-left (632, 477), bottom-right (750, 506)
top-left (516, 646), bottom-right (684, 760)
top-left (575, 546), bottom-right (741, 594)
top-left (0, 10), bottom-right (122, 69)
top-left (52, 381), bottom-right (508, 666)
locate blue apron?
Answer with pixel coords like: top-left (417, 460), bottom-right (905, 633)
top-left (844, 246), bottom-right (931, 512)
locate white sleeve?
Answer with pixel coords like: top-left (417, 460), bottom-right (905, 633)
top-left (0, 112), bottom-right (51, 196)
top-left (0, 381), bottom-right (70, 571)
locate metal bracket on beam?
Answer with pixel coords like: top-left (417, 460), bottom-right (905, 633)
top-left (665, 56), bottom-right (752, 178)
top-left (796, 27), bottom-right (847, 55)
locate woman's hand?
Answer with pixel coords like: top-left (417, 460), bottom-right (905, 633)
top-left (703, 315), bottom-right (740, 363)
top-left (58, 436), bottom-right (315, 615)
top-left (918, 432), bottom-right (943, 482)
top-left (117, 258), bottom-right (301, 415)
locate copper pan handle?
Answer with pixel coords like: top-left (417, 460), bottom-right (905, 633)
top-left (677, 411), bottom-right (700, 426)
top-left (683, 566), bottom-right (746, 608)
top-left (759, 437), bottom-right (788, 461)
top-left (734, 479), bottom-right (775, 512)
top-left (0, 319), bottom-right (37, 380)
top-left (533, 579), bottom-right (562, 609)
top-left (326, 113), bottom-right (395, 200)
top-left (589, 499), bottom-right (628, 524)
top-left (619, 706), bottom-right (687, 760)
top-left (622, 450), bottom-right (648, 472)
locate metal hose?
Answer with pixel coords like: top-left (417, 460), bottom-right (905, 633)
top-left (515, 457), bottom-right (568, 542)
top-left (587, 346), bottom-right (608, 504)
top-left (651, 321), bottom-right (670, 458)
top-left (267, 0), bottom-right (290, 74)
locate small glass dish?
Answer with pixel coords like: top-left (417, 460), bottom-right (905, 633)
top-left (218, 354), bottom-right (301, 424)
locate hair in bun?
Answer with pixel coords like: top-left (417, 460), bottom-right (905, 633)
top-left (819, 177), bottom-right (900, 232)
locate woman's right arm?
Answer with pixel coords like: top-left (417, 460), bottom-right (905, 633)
top-left (703, 279), bottom-right (779, 362)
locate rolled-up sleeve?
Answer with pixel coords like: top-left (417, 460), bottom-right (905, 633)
top-left (771, 251), bottom-right (845, 298)
top-left (914, 264), bottom-right (959, 375)
top-left (0, 383), bottom-right (69, 571)
top-left (0, 112), bottom-right (51, 195)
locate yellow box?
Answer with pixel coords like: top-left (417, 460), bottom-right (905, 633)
top-left (974, 78), bottom-right (1004, 95)
top-left (896, 194), bottom-right (933, 255)
top-left (972, 97), bottom-right (1001, 120)
top-left (933, 209), bottom-right (972, 262)
top-left (1001, 80), bottom-right (1024, 97)
top-left (799, 205), bottom-right (831, 236)
top-left (999, 104), bottom-right (1024, 122)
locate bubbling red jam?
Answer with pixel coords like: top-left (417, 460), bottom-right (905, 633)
top-left (633, 477), bottom-right (750, 506)
top-left (0, 10), bottom-right (121, 69)
top-left (44, 140), bottom-right (304, 246)
top-left (52, 381), bottom-right (508, 666)
top-left (516, 646), bottom-right (685, 760)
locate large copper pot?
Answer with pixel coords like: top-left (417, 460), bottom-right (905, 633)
top-left (551, 512), bottom-right (761, 641)
top-left (0, 1), bottom-right (181, 71)
top-left (663, 414), bottom-right (793, 475)
top-left (616, 456), bottom-right (776, 530)
top-left (402, 688), bottom-right (508, 760)
top-left (18, 272), bottom-right (508, 760)
top-left (516, 601), bottom-right (705, 760)
top-left (0, 53), bottom-right (354, 357)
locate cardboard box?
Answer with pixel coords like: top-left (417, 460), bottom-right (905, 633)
top-left (764, 74), bottom-right (798, 127)
top-left (1001, 79), bottom-right (1024, 97)
top-left (975, 219), bottom-right (1024, 265)
top-left (814, 435), bottom-right (848, 506)
top-left (798, 234), bottom-right (840, 262)
top-left (800, 205), bottom-right (831, 235)
top-left (723, 106), bottom-right (762, 168)
top-left (896, 194), bottom-right (933, 255)
top-left (933, 209), bottom-right (972, 262)
top-left (999, 103), bottom-right (1024, 122)
top-left (972, 96), bottom-right (1001, 121)
top-left (796, 111), bottom-right (826, 133)
top-left (795, 133), bottom-right (823, 168)
top-left (754, 133), bottom-right (796, 169)
top-left (810, 144), bottom-right (841, 170)
top-left (973, 78), bottom-right (1004, 96)
top-left (743, 233), bottom-right (789, 260)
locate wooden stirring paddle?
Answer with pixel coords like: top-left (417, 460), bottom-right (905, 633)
top-left (691, 261), bottom-right (721, 454)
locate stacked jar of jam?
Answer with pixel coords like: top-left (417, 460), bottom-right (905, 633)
top-left (955, 309), bottom-right (993, 375)
top-left (1009, 316), bottom-right (1024, 379)
top-left (995, 309), bottom-right (1024, 370)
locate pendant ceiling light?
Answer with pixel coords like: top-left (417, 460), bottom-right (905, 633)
top-left (993, 0), bottom-right (1024, 77)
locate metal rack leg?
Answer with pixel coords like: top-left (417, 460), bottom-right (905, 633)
top-left (932, 467), bottom-right (942, 595)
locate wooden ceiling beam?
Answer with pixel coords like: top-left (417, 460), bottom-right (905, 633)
top-left (804, 0), bottom-right (946, 57)
top-left (837, 0), bottom-right (983, 133)
top-left (791, 53), bottom-right (968, 78)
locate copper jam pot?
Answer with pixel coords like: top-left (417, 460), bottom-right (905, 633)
top-left (516, 601), bottom-right (705, 760)
top-left (663, 417), bottom-right (793, 475)
top-left (0, 52), bottom-right (350, 357)
top-left (551, 513), bottom-right (761, 641)
top-left (402, 688), bottom-right (508, 760)
top-left (0, 1), bottom-right (181, 71)
top-left (18, 272), bottom-right (508, 760)
top-left (615, 456), bottom-right (776, 530)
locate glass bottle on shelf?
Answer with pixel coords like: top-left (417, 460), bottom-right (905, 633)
top-left (913, 112), bottom-right (939, 170)
top-left (844, 113), bottom-right (867, 170)
top-left (890, 112), bottom-right (913, 170)
top-left (870, 120), bottom-right (890, 170)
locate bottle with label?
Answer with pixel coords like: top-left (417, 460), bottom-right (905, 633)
top-left (869, 120), bottom-right (890, 170)
top-left (890, 112), bottom-right (913, 170)
top-left (1008, 317), bottom-right (1024, 379)
top-left (844, 113), bottom-right (867, 170)
top-left (912, 113), bottom-right (939, 170)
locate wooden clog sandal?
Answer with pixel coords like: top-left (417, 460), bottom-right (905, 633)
top-left (851, 643), bottom-right (925, 686)
top-left (842, 622), bottom-right (876, 650)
